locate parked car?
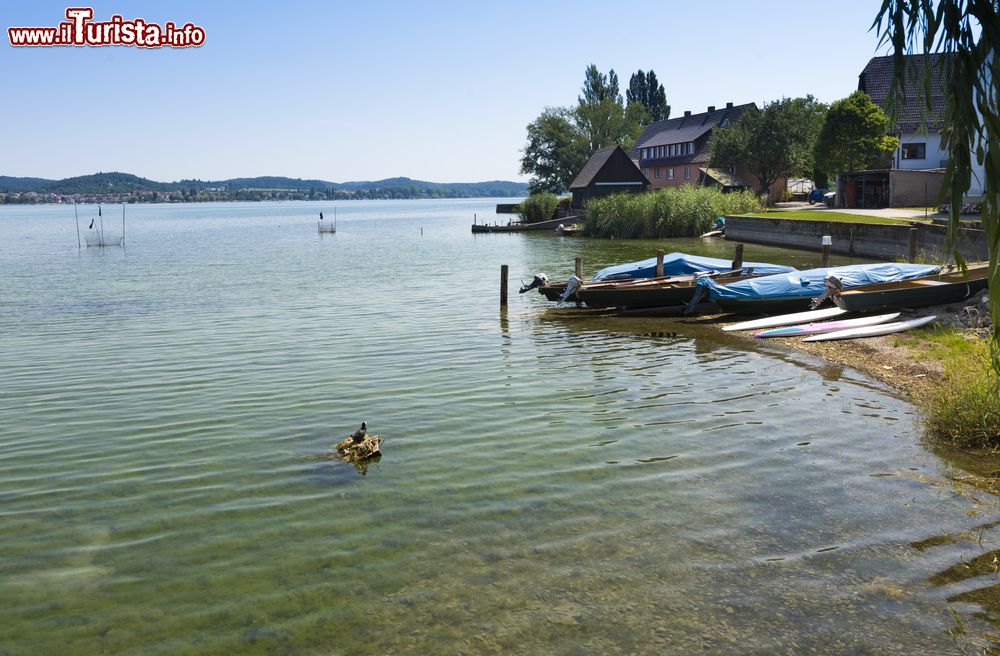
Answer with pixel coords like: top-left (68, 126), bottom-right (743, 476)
top-left (823, 191), bottom-right (836, 208)
top-left (807, 188), bottom-right (829, 204)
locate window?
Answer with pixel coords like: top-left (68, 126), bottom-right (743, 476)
top-left (901, 142), bottom-right (926, 160)
top-left (688, 142), bottom-right (695, 154)
top-left (643, 168), bottom-right (650, 178)
top-left (684, 166), bottom-right (691, 180)
top-left (668, 168), bottom-right (675, 180)
top-left (654, 168), bottom-right (662, 178)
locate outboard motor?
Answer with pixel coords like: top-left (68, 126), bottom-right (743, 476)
top-left (558, 275), bottom-right (583, 304)
top-left (519, 273), bottom-right (549, 294)
top-left (810, 275), bottom-right (844, 309)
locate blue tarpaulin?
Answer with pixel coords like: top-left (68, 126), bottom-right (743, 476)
top-left (592, 252), bottom-right (796, 281)
top-left (697, 263), bottom-right (942, 302)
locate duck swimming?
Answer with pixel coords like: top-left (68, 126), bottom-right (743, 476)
top-left (350, 421), bottom-right (367, 443)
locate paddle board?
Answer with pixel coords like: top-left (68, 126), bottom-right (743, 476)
top-left (700, 230), bottom-right (723, 238)
top-left (801, 315), bottom-right (937, 342)
top-left (754, 313), bottom-right (900, 338)
top-left (722, 307), bottom-right (847, 332)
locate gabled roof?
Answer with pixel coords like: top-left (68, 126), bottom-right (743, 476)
top-left (635, 103), bottom-right (756, 150)
top-left (858, 54), bottom-right (952, 133)
top-left (569, 145), bottom-right (648, 189)
top-left (700, 167), bottom-right (748, 188)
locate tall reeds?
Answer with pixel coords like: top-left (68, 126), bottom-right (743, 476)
top-left (584, 186), bottom-right (764, 239)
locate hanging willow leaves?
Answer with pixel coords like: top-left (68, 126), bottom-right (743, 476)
top-left (874, 0), bottom-right (999, 373)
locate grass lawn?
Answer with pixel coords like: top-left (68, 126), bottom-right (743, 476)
top-left (743, 210), bottom-right (923, 225)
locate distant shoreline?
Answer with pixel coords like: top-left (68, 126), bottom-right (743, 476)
top-left (0, 195), bottom-right (527, 207)
top-left (0, 172), bottom-right (529, 205)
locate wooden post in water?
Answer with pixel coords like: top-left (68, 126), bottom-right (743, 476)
top-left (500, 265), bottom-right (509, 307)
top-left (732, 243), bottom-right (744, 271)
top-left (574, 257), bottom-right (582, 278)
top-left (655, 250), bottom-right (665, 277)
top-left (74, 203), bottom-right (81, 249)
top-left (908, 227), bottom-right (919, 263)
top-left (821, 235), bottom-right (832, 267)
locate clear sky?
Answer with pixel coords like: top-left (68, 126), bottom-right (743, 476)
top-left (2, 1), bottom-right (897, 183)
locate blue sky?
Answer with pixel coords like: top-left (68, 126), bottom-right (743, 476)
top-left (3, 1), bottom-right (896, 183)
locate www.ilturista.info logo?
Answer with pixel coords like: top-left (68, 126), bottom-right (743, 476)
top-left (8, 7), bottom-right (205, 48)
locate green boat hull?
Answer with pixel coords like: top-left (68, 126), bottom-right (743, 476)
top-left (577, 284), bottom-right (697, 309)
top-left (834, 274), bottom-right (988, 312)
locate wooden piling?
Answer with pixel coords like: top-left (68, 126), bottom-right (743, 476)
top-left (908, 227), bottom-right (919, 263)
top-left (820, 235), bottom-right (832, 267)
top-left (655, 250), bottom-right (665, 277)
top-left (575, 257), bottom-right (582, 278)
top-left (500, 264), bottom-right (508, 307)
top-left (732, 243), bottom-right (744, 271)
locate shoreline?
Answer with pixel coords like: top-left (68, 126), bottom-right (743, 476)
top-left (713, 292), bottom-right (991, 404)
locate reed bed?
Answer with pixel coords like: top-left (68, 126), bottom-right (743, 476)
top-left (584, 186), bottom-right (764, 239)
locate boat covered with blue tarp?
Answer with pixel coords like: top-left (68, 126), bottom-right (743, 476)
top-left (696, 262), bottom-right (942, 314)
top-left (592, 252), bottom-right (796, 281)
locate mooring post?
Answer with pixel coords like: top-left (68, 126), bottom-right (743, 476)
top-left (821, 235), bottom-right (832, 267)
top-left (656, 250), bottom-right (665, 277)
top-left (474, 213), bottom-right (477, 226)
top-left (732, 243), bottom-right (744, 271)
top-left (500, 264), bottom-right (508, 307)
top-left (575, 257), bottom-right (582, 278)
top-left (908, 227), bottom-right (919, 263)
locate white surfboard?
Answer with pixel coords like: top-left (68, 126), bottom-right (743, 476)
top-left (754, 313), bottom-right (900, 338)
top-left (802, 315), bottom-right (937, 342)
top-left (722, 307), bottom-right (848, 332)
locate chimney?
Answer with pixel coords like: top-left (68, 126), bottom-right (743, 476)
top-left (726, 102), bottom-right (733, 109)
top-left (683, 110), bottom-right (691, 117)
top-left (707, 105), bottom-right (715, 112)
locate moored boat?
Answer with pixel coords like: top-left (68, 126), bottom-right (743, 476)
top-left (695, 263), bottom-right (942, 315)
top-left (530, 252), bottom-right (796, 303)
top-left (591, 252), bottom-right (794, 281)
top-left (833, 263), bottom-right (989, 312)
top-left (577, 271), bottom-right (756, 309)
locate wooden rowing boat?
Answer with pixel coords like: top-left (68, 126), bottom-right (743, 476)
top-left (833, 263), bottom-right (989, 312)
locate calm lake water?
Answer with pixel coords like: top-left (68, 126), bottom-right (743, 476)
top-left (1, 199), bottom-right (997, 654)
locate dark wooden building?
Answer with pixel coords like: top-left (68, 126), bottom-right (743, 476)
top-left (569, 146), bottom-right (650, 209)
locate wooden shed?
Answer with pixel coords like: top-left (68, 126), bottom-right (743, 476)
top-left (569, 146), bottom-right (650, 209)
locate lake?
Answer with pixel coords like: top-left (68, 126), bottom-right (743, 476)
top-left (1, 199), bottom-right (996, 654)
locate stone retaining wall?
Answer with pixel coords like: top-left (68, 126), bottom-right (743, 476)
top-left (725, 215), bottom-right (989, 262)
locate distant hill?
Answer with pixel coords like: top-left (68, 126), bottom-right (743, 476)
top-left (0, 172), bottom-right (528, 200)
top-left (0, 176), bottom-right (55, 192)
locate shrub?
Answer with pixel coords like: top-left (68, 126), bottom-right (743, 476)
top-left (518, 193), bottom-right (559, 223)
top-left (583, 186), bottom-right (765, 238)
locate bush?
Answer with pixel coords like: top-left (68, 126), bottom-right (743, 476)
top-left (518, 193), bottom-right (559, 223)
top-left (923, 335), bottom-right (1000, 449)
top-left (583, 186), bottom-right (765, 239)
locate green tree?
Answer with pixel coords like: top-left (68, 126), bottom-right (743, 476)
top-left (520, 66), bottom-right (649, 193)
top-left (574, 65), bottom-right (646, 152)
top-left (710, 96), bottom-right (827, 200)
top-left (814, 91), bottom-right (899, 176)
top-left (875, 0), bottom-right (999, 370)
top-left (626, 70), bottom-right (670, 123)
top-left (519, 107), bottom-right (589, 194)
